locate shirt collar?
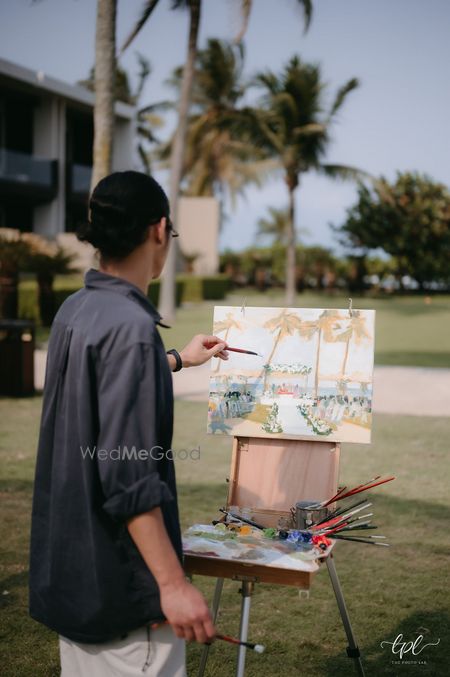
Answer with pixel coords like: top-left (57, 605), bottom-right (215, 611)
top-left (84, 268), bottom-right (170, 328)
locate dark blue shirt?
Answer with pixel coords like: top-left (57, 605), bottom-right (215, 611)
top-left (29, 268), bottom-right (182, 643)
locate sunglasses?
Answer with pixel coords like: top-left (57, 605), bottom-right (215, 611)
top-left (148, 216), bottom-right (179, 238)
top-left (166, 217), bottom-right (179, 238)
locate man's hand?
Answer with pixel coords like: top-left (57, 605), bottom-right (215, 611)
top-left (179, 334), bottom-right (229, 368)
top-left (160, 578), bottom-right (216, 643)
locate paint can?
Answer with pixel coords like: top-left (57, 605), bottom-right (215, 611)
top-left (295, 501), bottom-right (329, 530)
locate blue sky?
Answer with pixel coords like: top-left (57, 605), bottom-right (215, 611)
top-left (1, 0), bottom-right (449, 253)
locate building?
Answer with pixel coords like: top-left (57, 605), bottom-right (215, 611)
top-left (0, 57), bottom-right (220, 275)
top-left (0, 56), bottom-right (134, 239)
top-left (178, 197), bottom-right (219, 275)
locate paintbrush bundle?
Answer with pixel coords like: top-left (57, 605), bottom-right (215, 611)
top-left (301, 474), bottom-right (396, 547)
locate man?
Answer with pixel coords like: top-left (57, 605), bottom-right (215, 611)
top-left (29, 171), bottom-right (229, 675)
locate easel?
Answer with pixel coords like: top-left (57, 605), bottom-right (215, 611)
top-left (184, 436), bottom-right (366, 677)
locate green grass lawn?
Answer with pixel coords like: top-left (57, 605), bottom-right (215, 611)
top-left (30, 284), bottom-right (450, 368)
top-left (168, 290), bottom-right (450, 369)
top-left (1, 395), bottom-right (449, 676)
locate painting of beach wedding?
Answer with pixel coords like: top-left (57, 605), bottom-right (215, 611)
top-left (207, 306), bottom-right (376, 444)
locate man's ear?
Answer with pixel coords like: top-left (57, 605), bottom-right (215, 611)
top-left (147, 217), bottom-right (166, 244)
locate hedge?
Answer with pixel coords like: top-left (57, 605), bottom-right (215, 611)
top-left (16, 274), bottom-right (230, 325)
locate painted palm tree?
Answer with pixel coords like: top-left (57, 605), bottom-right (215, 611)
top-left (335, 311), bottom-right (371, 378)
top-left (91, 0), bottom-right (117, 192)
top-left (213, 312), bottom-right (243, 374)
top-left (120, 0), bottom-right (202, 323)
top-left (298, 310), bottom-right (343, 398)
top-left (260, 310), bottom-right (305, 390)
top-left (249, 56), bottom-right (364, 304)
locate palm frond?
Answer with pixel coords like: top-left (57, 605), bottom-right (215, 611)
top-left (297, 0), bottom-right (313, 33)
top-left (234, 0), bottom-right (252, 44)
top-left (138, 100), bottom-right (174, 115)
top-left (329, 78), bottom-right (360, 119)
top-left (119, 0), bottom-right (161, 55)
top-left (318, 163), bottom-right (373, 183)
top-left (134, 52), bottom-right (151, 101)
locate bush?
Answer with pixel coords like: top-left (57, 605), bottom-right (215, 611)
top-left (201, 275), bottom-right (231, 300)
top-left (18, 274), bottom-right (230, 324)
top-left (147, 280), bottom-right (184, 308)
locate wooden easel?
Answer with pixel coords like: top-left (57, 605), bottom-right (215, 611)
top-left (184, 436), bottom-right (365, 677)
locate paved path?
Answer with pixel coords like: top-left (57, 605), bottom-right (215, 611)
top-left (34, 350), bottom-right (450, 417)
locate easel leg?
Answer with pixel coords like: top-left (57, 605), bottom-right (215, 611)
top-left (198, 578), bottom-right (224, 677)
top-left (326, 554), bottom-right (365, 677)
top-left (236, 581), bottom-right (254, 677)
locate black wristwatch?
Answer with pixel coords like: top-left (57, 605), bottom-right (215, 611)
top-left (166, 348), bottom-right (183, 372)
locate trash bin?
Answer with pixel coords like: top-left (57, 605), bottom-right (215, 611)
top-left (0, 319), bottom-right (35, 396)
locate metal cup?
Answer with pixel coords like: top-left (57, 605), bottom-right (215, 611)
top-left (295, 500), bottom-right (329, 530)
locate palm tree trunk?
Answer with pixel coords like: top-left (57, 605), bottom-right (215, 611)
top-left (158, 0), bottom-right (201, 323)
top-left (91, 0), bottom-right (117, 192)
top-left (314, 328), bottom-right (322, 398)
top-left (341, 338), bottom-right (350, 377)
top-left (262, 330), bottom-right (281, 391)
top-left (214, 326), bottom-right (230, 374)
top-left (285, 182), bottom-right (297, 306)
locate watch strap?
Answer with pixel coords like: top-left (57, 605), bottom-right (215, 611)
top-left (166, 348), bottom-right (183, 372)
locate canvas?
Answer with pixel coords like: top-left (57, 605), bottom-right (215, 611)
top-left (207, 306), bottom-right (376, 444)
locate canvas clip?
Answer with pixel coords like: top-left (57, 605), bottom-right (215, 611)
top-left (241, 297), bottom-right (247, 316)
top-left (348, 298), bottom-right (353, 318)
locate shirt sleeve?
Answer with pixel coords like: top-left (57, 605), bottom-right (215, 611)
top-left (95, 340), bottom-right (174, 521)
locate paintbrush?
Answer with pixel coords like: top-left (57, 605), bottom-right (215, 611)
top-left (312, 503), bottom-right (372, 531)
top-left (215, 633), bottom-right (265, 653)
top-left (312, 498), bottom-right (369, 526)
top-left (219, 508), bottom-right (265, 530)
top-left (322, 476), bottom-right (396, 507)
top-left (332, 535), bottom-right (390, 546)
top-left (226, 347), bottom-right (261, 356)
top-left (304, 485), bottom-right (348, 509)
top-left (337, 525), bottom-right (379, 533)
top-left (152, 621), bottom-right (265, 654)
top-left (319, 516), bottom-right (373, 535)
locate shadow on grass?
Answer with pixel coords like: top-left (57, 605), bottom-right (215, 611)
top-left (325, 610), bottom-right (448, 677)
top-left (1, 478), bottom-right (449, 676)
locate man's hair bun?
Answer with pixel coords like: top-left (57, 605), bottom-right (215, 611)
top-left (76, 171), bottom-right (170, 259)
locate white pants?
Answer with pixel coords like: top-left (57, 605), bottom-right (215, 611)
top-left (59, 623), bottom-right (186, 676)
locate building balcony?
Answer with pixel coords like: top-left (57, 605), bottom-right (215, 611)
top-left (66, 163), bottom-right (92, 202)
top-left (0, 148), bottom-right (58, 202)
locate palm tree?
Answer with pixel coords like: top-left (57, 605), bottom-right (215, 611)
top-left (256, 207), bottom-right (291, 245)
top-left (250, 55), bottom-right (363, 305)
top-left (161, 39), bottom-right (270, 206)
top-left (120, 0), bottom-right (202, 323)
top-left (91, 0), bottom-right (117, 192)
top-left (80, 55), bottom-right (169, 174)
top-left (120, 1), bottom-right (312, 319)
top-left (234, 0), bottom-right (313, 43)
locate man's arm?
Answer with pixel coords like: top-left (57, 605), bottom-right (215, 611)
top-left (127, 508), bottom-right (215, 643)
top-left (167, 334), bottom-right (229, 371)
